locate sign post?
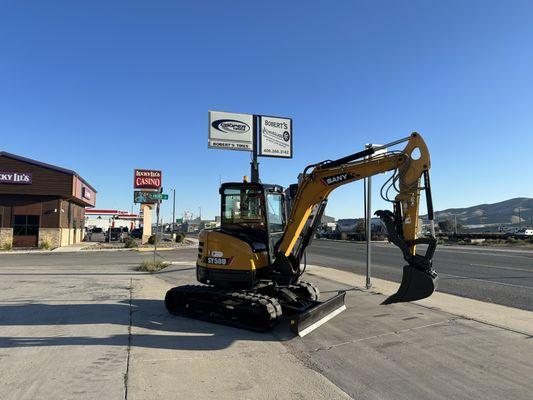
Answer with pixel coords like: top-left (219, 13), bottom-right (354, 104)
top-left (154, 200), bottom-right (160, 263)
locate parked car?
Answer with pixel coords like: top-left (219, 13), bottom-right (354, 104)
top-left (130, 228), bottom-right (143, 239)
top-left (105, 227), bottom-right (127, 242)
top-left (87, 227), bottom-right (105, 242)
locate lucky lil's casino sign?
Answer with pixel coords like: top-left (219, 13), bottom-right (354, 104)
top-left (134, 169), bottom-right (162, 190)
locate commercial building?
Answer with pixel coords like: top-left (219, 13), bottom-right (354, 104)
top-left (0, 152), bottom-right (96, 248)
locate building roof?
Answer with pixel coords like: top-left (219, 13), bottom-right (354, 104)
top-left (0, 151), bottom-right (97, 192)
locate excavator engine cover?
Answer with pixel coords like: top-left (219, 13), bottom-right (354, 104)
top-left (382, 265), bottom-right (438, 305)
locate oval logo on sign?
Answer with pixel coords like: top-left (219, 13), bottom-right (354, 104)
top-left (212, 119), bottom-right (250, 134)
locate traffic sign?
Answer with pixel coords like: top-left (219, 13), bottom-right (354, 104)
top-left (134, 191), bottom-right (168, 203)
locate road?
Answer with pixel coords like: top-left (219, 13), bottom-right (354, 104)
top-left (1, 239), bottom-right (532, 311)
top-left (307, 240), bottom-right (533, 311)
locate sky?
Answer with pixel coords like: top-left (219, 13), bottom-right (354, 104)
top-left (1, 1), bottom-right (532, 222)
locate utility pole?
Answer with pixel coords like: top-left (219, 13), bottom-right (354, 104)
top-left (454, 215), bottom-right (457, 235)
top-left (518, 207), bottom-right (522, 230)
top-left (172, 188), bottom-right (176, 234)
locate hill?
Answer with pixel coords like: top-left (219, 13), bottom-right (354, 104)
top-left (428, 197), bottom-right (533, 227)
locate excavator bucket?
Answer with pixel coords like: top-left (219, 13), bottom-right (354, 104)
top-left (290, 291), bottom-right (347, 337)
top-left (382, 265), bottom-right (438, 305)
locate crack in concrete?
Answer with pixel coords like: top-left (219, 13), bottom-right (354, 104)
top-left (123, 278), bottom-right (133, 400)
top-left (311, 318), bottom-right (459, 352)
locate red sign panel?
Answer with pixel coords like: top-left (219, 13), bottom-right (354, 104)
top-left (134, 169), bottom-right (162, 190)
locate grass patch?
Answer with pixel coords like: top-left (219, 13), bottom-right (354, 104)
top-left (138, 259), bottom-right (170, 272)
top-left (124, 237), bottom-right (138, 248)
top-left (38, 241), bottom-right (51, 250)
top-left (175, 232), bottom-right (185, 243)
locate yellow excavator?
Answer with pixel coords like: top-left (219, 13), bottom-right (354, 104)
top-left (166, 132), bottom-right (438, 336)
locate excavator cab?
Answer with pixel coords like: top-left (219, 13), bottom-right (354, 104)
top-left (219, 182), bottom-right (287, 264)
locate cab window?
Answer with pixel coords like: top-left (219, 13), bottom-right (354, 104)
top-left (266, 193), bottom-right (285, 233)
top-left (222, 187), bottom-right (265, 229)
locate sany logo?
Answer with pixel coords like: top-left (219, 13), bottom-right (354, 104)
top-left (322, 172), bottom-right (356, 186)
top-left (212, 119), bottom-right (250, 134)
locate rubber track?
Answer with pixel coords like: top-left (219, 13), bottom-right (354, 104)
top-left (294, 281), bottom-right (320, 301)
top-left (165, 284), bottom-right (282, 332)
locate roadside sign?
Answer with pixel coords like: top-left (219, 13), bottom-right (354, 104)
top-left (134, 191), bottom-right (167, 204)
top-left (259, 115), bottom-right (292, 158)
top-left (175, 218), bottom-right (183, 224)
top-left (134, 169), bottom-right (162, 190)
top-left (208, 110), bottom-right (254, 151)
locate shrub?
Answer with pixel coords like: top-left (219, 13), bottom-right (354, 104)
top-left (175, 233), bottom-right (185, 243)
top-left (124, 237), bottom-right (138, 248)
top-left (148, 235), bottom-right (156, 245)
top-left (528, 237), bottom-right (533, 244)
top-left (506, 237), bottom-right (518, 244)
top-left (38, 241), bottom-right (51, 250)
top-left (0, 242), bottom-right (13, 251)
top-left (138, 260), bottom-right (170, 272)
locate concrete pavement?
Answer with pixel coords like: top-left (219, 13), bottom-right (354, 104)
top-left (0, 249), bottom-right (532, 399)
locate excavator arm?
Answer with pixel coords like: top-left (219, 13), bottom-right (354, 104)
top-left (273, 132), bottom-right (438, 305)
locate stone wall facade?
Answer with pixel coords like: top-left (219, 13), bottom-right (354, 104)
top-left (39, 228), bottom-right (61, 249)
top-left (0, 228), bottom-right (13, 248)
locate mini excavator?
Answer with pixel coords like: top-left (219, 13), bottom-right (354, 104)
top-left (165, 133), bottom-right (438, 336)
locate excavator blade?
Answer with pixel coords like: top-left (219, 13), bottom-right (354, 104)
top-left (382, 265), bottom-right (438, 305)
top-left (290, 291), bottom-right (346, 337)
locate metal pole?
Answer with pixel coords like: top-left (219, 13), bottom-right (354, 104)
top-left (154, 201), bottom-right (160, 263)
top-left (251, 115), bottom-right (259, 182)
top-left (366, 175), bottom-right (372, 289)
top-left (172, 188), bottom-right (176, 234)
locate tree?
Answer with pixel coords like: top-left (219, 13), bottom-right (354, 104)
top-left (438, 220), bottom-right (453, 233)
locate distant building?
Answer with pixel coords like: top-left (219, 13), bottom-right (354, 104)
top-left (85, 209), bottom-right (140, 232)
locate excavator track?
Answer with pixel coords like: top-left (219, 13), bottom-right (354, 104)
top-left (165, 285), bottom-right (282, 332)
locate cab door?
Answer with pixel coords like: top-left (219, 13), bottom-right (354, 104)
top-left (265, 191), bottom-right (287, 263)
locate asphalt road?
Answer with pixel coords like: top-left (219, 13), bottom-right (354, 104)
top-left (307, 240), bottom-right (533, 311)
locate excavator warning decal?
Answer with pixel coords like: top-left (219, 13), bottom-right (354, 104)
top-left (322, 172), bottom-right (356, 186)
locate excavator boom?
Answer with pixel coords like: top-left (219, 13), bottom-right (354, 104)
top-left (273, 132), bottom-right (438, 305)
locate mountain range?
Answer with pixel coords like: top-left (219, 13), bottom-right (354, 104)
top-left (429, 197), bottom-right (533, 227)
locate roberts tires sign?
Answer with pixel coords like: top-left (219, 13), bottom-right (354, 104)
top-left (259, 115), bottom-right (292, 158)
top-left (208, 110), bottom-right (254, 151)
